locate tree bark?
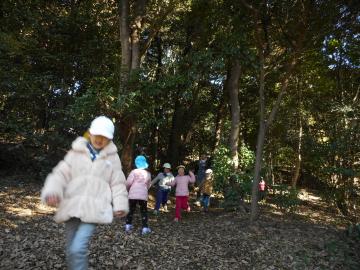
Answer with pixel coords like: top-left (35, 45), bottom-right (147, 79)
top-left (213, 91), bottom-right (226, 153)
top-left (118, 0), bottom-right (146, 174)
top-left (167, 97), bottom-right (185, 166)
top-left (119, 0), bottom-right (131, 70)
top-left (292, 80), bottom-right (303, 188)
top-left (227, 60), bottom-right (242, 170)
top-left (130, 0), bottom-right (146, 70)
top-left (250, 52), bottom-right (266, 222)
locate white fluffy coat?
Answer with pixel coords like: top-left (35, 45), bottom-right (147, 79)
top-left (41, 137), bottom-right (129, 224)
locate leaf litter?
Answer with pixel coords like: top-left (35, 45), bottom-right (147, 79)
top-left (0, 177), bottom-right (359, 270)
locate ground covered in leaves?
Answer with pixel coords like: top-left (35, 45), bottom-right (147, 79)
top-left (1, 175), bottom-right (359, 270)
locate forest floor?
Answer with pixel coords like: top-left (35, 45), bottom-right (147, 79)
top-left (1, 174), bottom-right (359, 270)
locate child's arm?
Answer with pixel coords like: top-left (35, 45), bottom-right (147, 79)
top-left (166, 177), bottom-right (176, 187)
top-left (188, 171), bottom-right (196, 184)
top-left (150, 173), bottom-right (161, 187)
top-left (41, 153), bottom-right (72, 206)
top-left (146, 172), bottom-right (152, 189)
top-left (110, 155), bottom-right (129, 216)
top-left (126, 170), bottom-right (135, 190)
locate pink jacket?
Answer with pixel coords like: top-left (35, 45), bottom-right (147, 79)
top-left (41, 137), bottom-right (129, 224)
top-left (126, 169), bottom-right (151, 201)
top-left (167, 172), bottom-right (195, 196)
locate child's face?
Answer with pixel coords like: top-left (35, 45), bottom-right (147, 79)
top-left (178, 168), bottom-right (185, 175)
top-left (90, 134), bottom-right (110, 150)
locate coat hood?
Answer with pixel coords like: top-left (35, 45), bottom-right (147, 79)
top-left (71, 137), bottom-right (118, 156)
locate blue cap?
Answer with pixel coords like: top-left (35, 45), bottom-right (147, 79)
top-left (135, 155), bottom-right (149, 169)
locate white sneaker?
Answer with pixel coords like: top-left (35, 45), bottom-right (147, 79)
top-left (141, 227), bottom-right (151, 235)
top-left (163, 205), bottom-right (169, 212)
top-left (125, 224), bottom-right (133, 233)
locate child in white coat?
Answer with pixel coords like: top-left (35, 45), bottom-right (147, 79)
top-left (41, 116), bottom-right (129, 270)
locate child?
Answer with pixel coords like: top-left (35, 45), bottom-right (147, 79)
top-left (41, 116), bottom-right (129, 270)
top-left (125, 155), bottom-right (152, 235)
top-left (258, 177), bottom-right (266, 201)
top-left (167, 165), bottom-right (195, 222)
top-left (199, 169), bottom-right (214, 212)
top-left (151, 163), bottom-right (174, 214)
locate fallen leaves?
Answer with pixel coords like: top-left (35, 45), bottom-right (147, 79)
top-left (0, 178), bottom-right (359, 269)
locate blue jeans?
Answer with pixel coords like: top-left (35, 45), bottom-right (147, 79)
top-left (154, 189), bottom-right (170, 211)
top-left (201, 194), bottom-right (210, 209)
top-left (65, 218), bottom-right (96, 270)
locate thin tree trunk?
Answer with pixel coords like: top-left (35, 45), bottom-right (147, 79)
top-left (213, 93), bottom-right (226, 153)
top-left (119, 0), bottom-right (131, 70)
top-left (227, 60), bottom-right (242, 170)
top-left (118, 117), bottom-right (136, 175)
top-left (250, 53), bottom-right (266, 222)
top-left (130, 0), bottom-right (145, 69)
top-left (250, 57), bottom-right (297, 222)
top-left (291, 88), bottom-right (303, 188)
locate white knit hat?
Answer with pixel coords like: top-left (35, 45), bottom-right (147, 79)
top-left (163, 163), bottom-right (171, 169)
top-left (89, 116), bottom-right (115, 139)
top-left (205, 169), bottom-right (213, 174)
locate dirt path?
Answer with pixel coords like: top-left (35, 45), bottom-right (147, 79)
top-left (1, 176), bottom-right (359, 269)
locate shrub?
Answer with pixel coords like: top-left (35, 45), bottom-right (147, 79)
top-left (271, 185), bottom-right (300, 212)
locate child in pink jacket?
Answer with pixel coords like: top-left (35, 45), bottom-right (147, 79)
top-left (167, 165), bottom-right (195, 221)
top-left (125, 155), bottom-right (152, 235)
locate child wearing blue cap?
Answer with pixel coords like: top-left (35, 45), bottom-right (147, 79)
top-left (125, 155), bottom-right (152, 235)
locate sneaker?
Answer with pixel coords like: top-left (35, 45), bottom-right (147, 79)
top-left (163, 205), bottom-right (169, 212)
top-left (141, 227), bottom-right (151, 235)
top-left (125, 224), bottom-right (133, 233)
top-left (173, 218), bottom-right (179, 222)
top-left (153, 210), bottom-right (159, 215)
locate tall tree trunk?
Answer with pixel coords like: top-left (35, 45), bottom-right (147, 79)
top-left (151, 36), bottom-right (163, 170)
top-left (292, 82), bottom-right (303, 188)
top-left (250, 53), bottom-right (266, 222)
top-left (213, 91), bottom-right (226, 153)
top-left (118, 0), bottom-right (146, 174)
top-left (119, 0), bottom-right (131, 70)
top-left (250, 57), bottom-right (296, 222)
top-left (130, 0), bottom-right (145, 69)
top-left (240, 0), bottom-right (308, 222)
top-left (167, 98), bottom-right (184, 166)
top-left (227, 60), bottom-right (242, 170)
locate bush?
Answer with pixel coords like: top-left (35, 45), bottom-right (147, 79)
top-left (221, 173), bottom-right (253, 210)
top-left (271, 185), bottom-right (300, 212)
top-left (212, 144), bottom-right (255, 210)
top-left (212, 145), bottom-right (233, 193)
top-left (212, 144), bottom-right (255, 192)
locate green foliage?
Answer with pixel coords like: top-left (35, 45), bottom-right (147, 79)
top-left (212, 144), bottom-right (255, 190)
top-left (221, 174), bottom-right (253, 211)
top-left (271, 185), bottom-right (301, 212)
top-left (212, 145), bottom-right (233, 192)
top-left (212, 144), bottom-right (255, 209)
top-left (238, 144), bottom-right (255, 171)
